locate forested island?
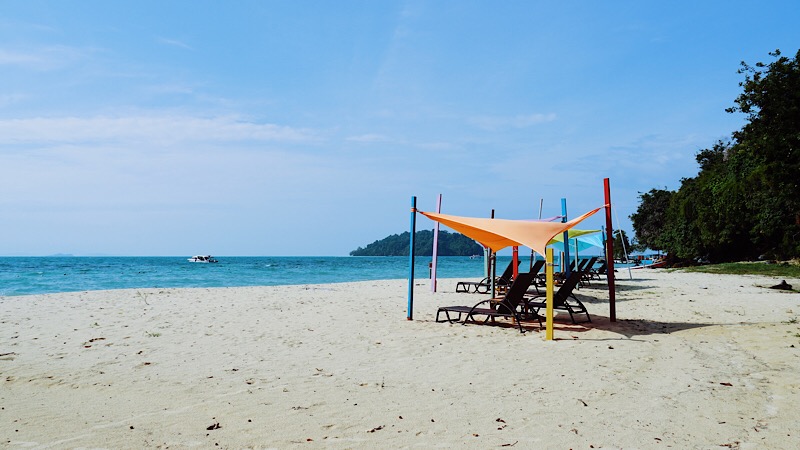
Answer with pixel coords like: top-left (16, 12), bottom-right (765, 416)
top-left (350, 230), bottom-right (482, 256)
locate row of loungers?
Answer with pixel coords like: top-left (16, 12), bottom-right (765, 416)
top-left (456, 256), bottom-right (606, 297)
top-left (437, 270), bottom-right (591, 333)
top-left (454, 260), bottom-right (521, 293)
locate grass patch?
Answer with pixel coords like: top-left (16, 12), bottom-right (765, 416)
top-left (682, 261), bottom-right (800, 277)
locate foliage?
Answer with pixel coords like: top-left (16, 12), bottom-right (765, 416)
top-left (631, 49), bottom-right (800, 262)
top-left (350, 229), bottom-right (483, 256)
top-left (629, 188), bottom-right (673, 251)
top-left (612, 229), bottom-right (632, 260)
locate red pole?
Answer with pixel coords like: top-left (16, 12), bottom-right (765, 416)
top-left (512, 246), bottom-right (519, 279)
top-left (604, 178), bottom-right (616, 322)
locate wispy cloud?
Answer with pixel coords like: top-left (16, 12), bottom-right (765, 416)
top-left (346, 133), bottom-right (390, 143)
top-left (157, 37), bottom-right (193, 50)
top-left (0, 93), bottom-right (28, 107)
top-left (468, 113), bottom-right (557, 131)
top-left (0, 45), bottom-right (91, 70)
top-left (0, 115), bottom-right (318, 145)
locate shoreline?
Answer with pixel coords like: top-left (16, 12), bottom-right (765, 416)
top-left (2, 271), bottom-right (799, 448)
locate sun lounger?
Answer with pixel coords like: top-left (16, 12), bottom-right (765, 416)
top-left (437, 272), bottom-right (539, 333)
top-left (577, 256), bottom-right (599, 286)
top-left (455, 260), bottom-right (520, 294)
top-left (524, 259), bottom-right (547, 295)
top-left (524, 271), bottom-right (591, 324)
top-left (589, 259), bottom-right (607, 280)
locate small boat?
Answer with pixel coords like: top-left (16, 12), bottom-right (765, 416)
top-left (188, 255), bottom-right (218, 263)
top-left (629, 260), bottom-right (667, 270)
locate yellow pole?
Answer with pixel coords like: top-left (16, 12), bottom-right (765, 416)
top-left (546, 248), bottom-right (554, 341)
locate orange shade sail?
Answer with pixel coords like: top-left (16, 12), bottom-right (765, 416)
top-left (419, 206), bottom-right (604, 256)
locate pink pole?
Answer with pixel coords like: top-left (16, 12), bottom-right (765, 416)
top-left (431, 194), bottom-right (442, 292)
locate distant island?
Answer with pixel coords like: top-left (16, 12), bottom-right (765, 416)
top-left (350, 230), bottom-right (483, 256)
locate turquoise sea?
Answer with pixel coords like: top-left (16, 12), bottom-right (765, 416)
top-left (0, 253), bottom-right (619, 297)
top-left (1, 256), bottom-right (549, 297)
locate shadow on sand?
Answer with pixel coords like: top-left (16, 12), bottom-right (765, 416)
top-left (430, 314), bottom-right (721, 340)
top-left (578, 315), bottom-right (717, 339)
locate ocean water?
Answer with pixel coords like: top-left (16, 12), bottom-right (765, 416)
top-left (0, 254), bottom-right (613, 297)
top-left (0, 256), bottom-right (515, 297)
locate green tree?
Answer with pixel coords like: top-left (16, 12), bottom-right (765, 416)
top-left (632, 49), bottom-right (800, 262)
top-left (612, 230), bottom-right (632, 260)
top-left (727, 49), bottom-right (800, 258)
top-left (630, 188), bottom-right (674, 251)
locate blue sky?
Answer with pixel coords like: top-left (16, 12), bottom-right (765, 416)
top-left (1, 1), bottom-right (798, 256)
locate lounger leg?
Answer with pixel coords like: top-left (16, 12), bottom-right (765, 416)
top-left (437, 309), bottom-right (463, 324)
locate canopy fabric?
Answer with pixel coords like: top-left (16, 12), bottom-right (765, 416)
top-left (548, 229), bottom-right (603, 253)
top-left (532, 215), bottom-right (563, 222)
top-left (548, 228), bottom-right (600, 242)
top-left (419, 206), bottom-right (604, 255)
top-left (550, 232), bottom-right (604, 253)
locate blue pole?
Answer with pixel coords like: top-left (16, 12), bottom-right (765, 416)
top-left (407, 196), bottom-right (417, 320)
top-left (561, 198), bottom-right (571, 277)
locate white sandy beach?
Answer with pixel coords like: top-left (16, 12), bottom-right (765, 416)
top-left (2, 270), bottom-right (800, 449)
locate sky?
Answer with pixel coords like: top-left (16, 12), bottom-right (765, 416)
top-left (1, 1), bottom-right (798, 256)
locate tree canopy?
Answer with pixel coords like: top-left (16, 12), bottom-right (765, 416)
top-left (630, 49), bottom-right (800, 262)
top-left (350, 229), bottom-right (483, 256)
top-left (612, 230), bottom-right (632, 260)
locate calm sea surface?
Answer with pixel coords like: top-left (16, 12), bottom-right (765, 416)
top-left (1, 256), bottom-right (547, 297)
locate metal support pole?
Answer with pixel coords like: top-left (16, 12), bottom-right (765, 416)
top-left (407, 196), bottom-right (417, 320)
top-left (490, 209), bottom-right (496, 298)
top-left (512, 246), bottom-right (519, 279)
top-left (604, 178), bottom-right (616, 322)
top-left (545, 248), bottom-right (554, 341)
top-left (431, 194), bottom-right (442, 292)
top-left (561, 198), bottom-right (571, 278)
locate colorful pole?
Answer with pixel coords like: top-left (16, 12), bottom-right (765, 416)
top-left (512, 246), bottom-right (519, 279)
top-left (545, 247), bottom-right (554, 341)
top-left (490, 209), bottom-right (496, 298)
top-left (430, 194), bottom-right (442, 292)
top-left (604, 178), bottom-right (616, 322)
top-left (561, 198), bottom-right (571, 277)
top-left (530, 198), bottom-right (543, 270)
top-left (407, 196), bottom-right (417, 320)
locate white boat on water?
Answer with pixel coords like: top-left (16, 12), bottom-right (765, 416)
top-left (188, 255), bottom-right (218, 263)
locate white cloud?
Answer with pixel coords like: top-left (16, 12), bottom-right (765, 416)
top-left (0, 115), bottom-right (318, 145)
top-left (0, 45), bottom-right (91, 70)
top-left (468, 113), bottom-right (557, 131)
top-left (346, 133), bottom-right (390, 143)
top-left (0, 93), bottom-right (28, 107)
top-left (157, 37), bottom-right (193, 50)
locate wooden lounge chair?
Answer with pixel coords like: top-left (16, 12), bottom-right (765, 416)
top-left (524, 271), bottom-right (591, 324)
top-left (455, 260), bottom-right (520, 294)
top-left (437, 272), bottom-right (539, 333)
